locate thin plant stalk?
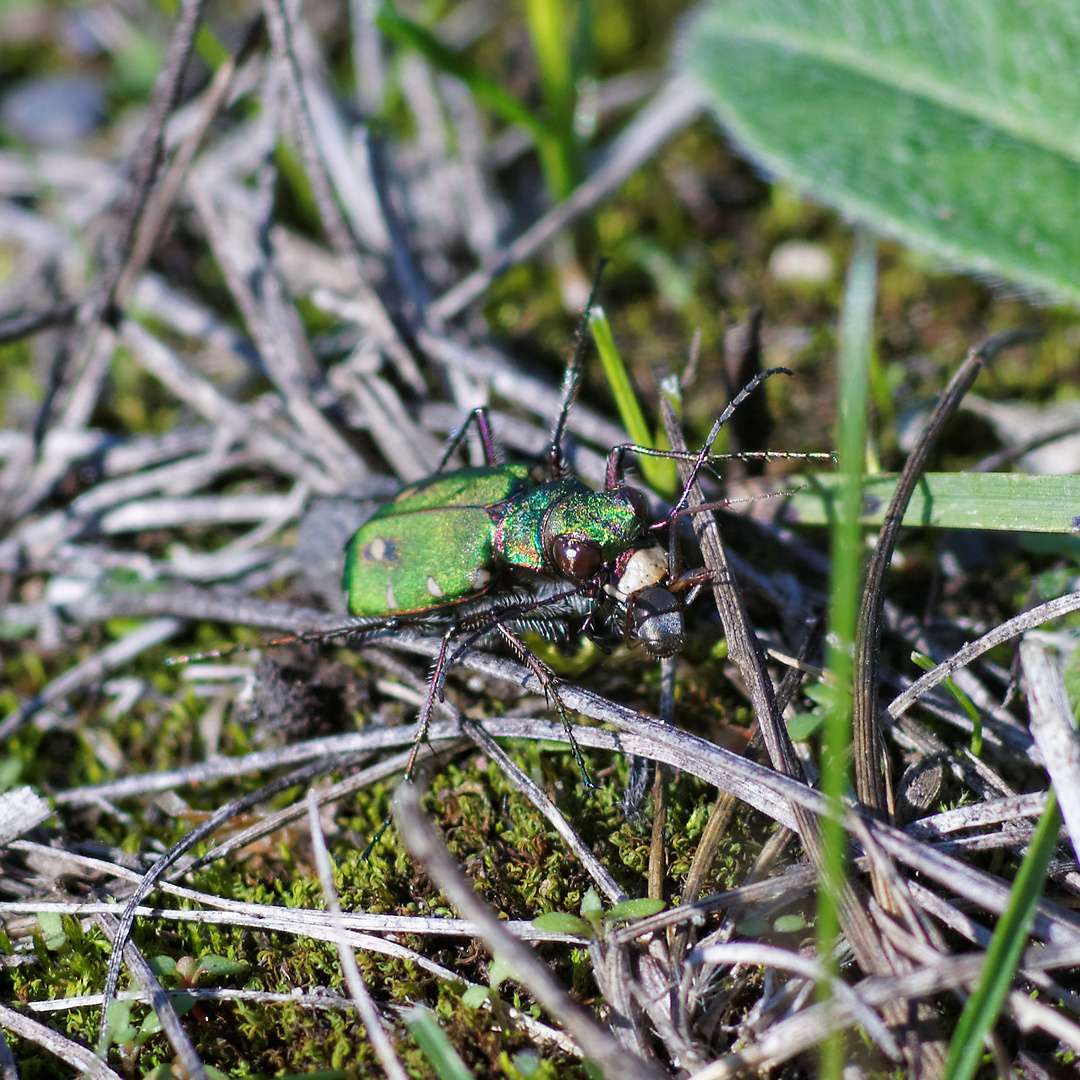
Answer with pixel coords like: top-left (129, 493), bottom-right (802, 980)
top-left (589, 307), bottom-right (677, 496)
top-left (817, 226), bottom-right (877, 1077)
top-left (377, 8), bottom-right (573, 203)
top-left (524, 0), bottom-right (582, 198)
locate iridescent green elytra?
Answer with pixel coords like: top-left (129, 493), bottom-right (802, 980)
top-left (342, 463), bottom-right (649, 617)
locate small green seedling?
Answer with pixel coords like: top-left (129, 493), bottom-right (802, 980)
top-left (146, 952), bottom-right (247, 1029)
top-left (531, 886), bottom-right (666, 940)
top-left (148, 951), bottom-right (247, 989)
top-left (36, 911), bottom-right (66, 952)
top-left (94, 998), bottom-right (211, 1077)
top-left (910, 649), bottom-right (983, 756)
top-left (461, 953), bottom-right (516, 1012)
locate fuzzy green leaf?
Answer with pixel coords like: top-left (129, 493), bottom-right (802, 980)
top-left (681, 0), bottom-right (1080, 306)
top-left (487, 954), bottom-right (514, 989)
top-left (193, 954), bottom-right (247, 979)
top-left (606, 898), bottom-right (666, 922)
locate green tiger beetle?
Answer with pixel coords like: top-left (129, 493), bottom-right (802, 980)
top-left (339, 269), bottom-right (801, 796)
top-left (341, 273), bottom-right (672, 788)
top-left (170, 271), bottom-right (810, 833)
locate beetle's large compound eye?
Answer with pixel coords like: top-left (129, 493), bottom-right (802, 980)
top-left (551, 536), bottom-right (603, 579)
top-left (623, 486), bottom-right (649, 522)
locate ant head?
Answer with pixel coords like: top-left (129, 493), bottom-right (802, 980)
top-left (631, 585), bottom-right (684, 659)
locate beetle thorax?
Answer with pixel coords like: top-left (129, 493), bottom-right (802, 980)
top-left (494, 481), bottom-right (648, 582)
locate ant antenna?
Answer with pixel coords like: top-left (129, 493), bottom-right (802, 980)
top-left (548, 259), bottom-right (608, 478)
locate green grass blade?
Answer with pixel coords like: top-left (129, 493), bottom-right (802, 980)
top-left (378, 10), bottom-right (547, 142)
top-left (588, 307), bottom-right (677, 497)
top-left (404, 1005), bottom-right (477, 1080)
top-left (816, 226), bottom-right (877, 1080)
top-left (911, 650), bottom-right (982, 756)
top-left (680, 0), bottom-right (1080, 306)
top-left (943, 791), bottom-right (1062, 1080)
top-left (774, 472), bottom-right (1080, 534)
top-left (377, 9), bottom-right (569, 199)
top-left (524, 0), bottom-right (580, 197)
top-left (526, 0), bottom-right (575, 124)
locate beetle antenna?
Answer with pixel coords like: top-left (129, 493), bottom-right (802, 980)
top-left (668, 366), bottom-right (794, 525)
top-left (549, 259), bottom-right (607, 477)
top-left (165, 620), bottom-right (389, 665)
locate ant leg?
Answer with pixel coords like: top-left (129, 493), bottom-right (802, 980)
top-left (665, 567), bottom-right (712, 607)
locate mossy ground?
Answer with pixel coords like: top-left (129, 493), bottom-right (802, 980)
top-left (2, 1), bottom-right (1079, 1077)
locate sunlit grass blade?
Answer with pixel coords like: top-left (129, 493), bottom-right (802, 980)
top-left (524, 0), bottom-right (581, 198)
top-left (911, 650), bottom-right (982, 756)
top-left (377, 10), bottom-right (546, 139)
top-left (943, 791), bottom-right (1062, 1080)
top-left (769, 472), bottom-right (1080, 534)
top-left (817, 226), bottom-right (877, 1080)
top-left (589, 307), bottom-right (678, 497)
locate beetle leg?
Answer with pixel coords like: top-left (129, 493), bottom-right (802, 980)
top-left (435, 407), bottom-right (501, 472)
top-left (491, 622), bottom-right (594, 789)
top-left (363, 626), bottom-right (453, 859)
top-left (363, 625), bottom-right (460, 857)
top-left (165, 622), bottom-right (368, 666)
top-left (547, 260), bottom-right (607, 480)
top-left (402, 625), bottom-right (458, 784)
top-left (604, 367), bottom-right (804, 505)
top-left (666, 366), bottom-right (795, 526)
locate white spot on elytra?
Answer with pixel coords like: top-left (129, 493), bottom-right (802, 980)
top-left (366, 538), bottom-right (386, 561)
top-left (472, 568), bottom-right (491, 590)
top-left (386, 583), bottom-right (397, 610)
top-left (426, 576), bottom-right (444, 598)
